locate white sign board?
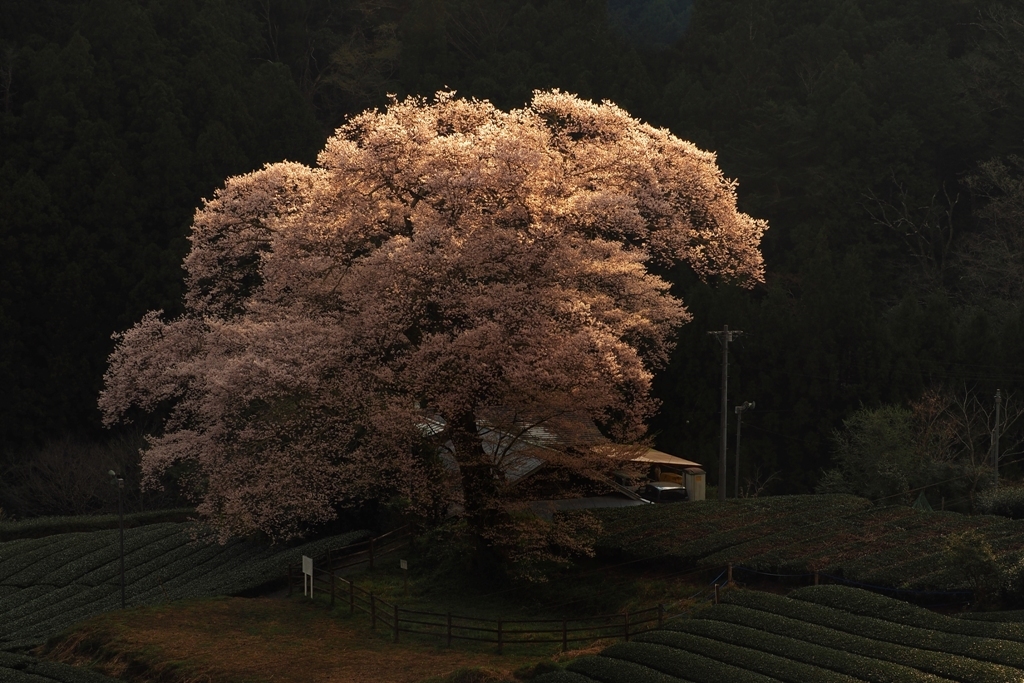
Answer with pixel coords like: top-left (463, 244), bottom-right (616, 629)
top-left (400, 559), bottom-right (408, 570)
top-left (302, 555), bottom-right (313, 597)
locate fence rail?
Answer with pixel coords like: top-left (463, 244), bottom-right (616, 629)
top-left (285, 533), bottom-right (977, 653)
top-left (287, 534), bottom-right (672, 652)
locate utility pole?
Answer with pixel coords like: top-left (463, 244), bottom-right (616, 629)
top-left (708, 325), bottom-right (741, 501)
top-left (735, 401), bottom-right (754, 498)
top-left (993, 389), bottom-right (1003, 487)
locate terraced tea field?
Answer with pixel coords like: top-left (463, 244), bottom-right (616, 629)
top-left (538, 585), bottom-right (1024, 683)
top-left (0, 650), bottom-right (121, 683)
top-left (593, 494), bottom-right (1024, 591)
top-left (0, 521), bottom-right (369, 651)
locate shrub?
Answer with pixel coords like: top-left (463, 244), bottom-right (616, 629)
top-left (792, 585), bottom-right (1024, 644)
top-left (566, 654), bottom-right (687, 683)
top-left (0, 524), bottom-right (370, 649)
top-left (0, 508), bottom-right (196, 542)
top-left (0, 650), bottom-right (120, 682)
top-left (532, 671), bottom-right (598, 683)
top-left (599, 641), bottom-right (778, 683)
top-left (718, 591), bottom-right (1019, 681)
top-left (976, 487), bottom-right (1024, 519)
top-left (650, 618), bottom-right (930, 683)
top-left (419, 667), bottom-right (516, 683)
top-left (632, 625), bottom-right (861, 682)
top-left (513, 661), bottom-right (563, 680)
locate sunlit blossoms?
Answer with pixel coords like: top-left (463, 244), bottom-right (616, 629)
top-left (100, 90), bottom-right (766, 543)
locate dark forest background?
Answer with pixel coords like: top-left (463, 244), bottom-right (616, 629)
top-left (2, 0), bottom-right (1023, 517)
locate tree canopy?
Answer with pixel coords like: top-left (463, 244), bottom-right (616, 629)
top-left (99, 90), bottom-right (765, 541)
top-left (5, 0), bottom-right (1024, 518)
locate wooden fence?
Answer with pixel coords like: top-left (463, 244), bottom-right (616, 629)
top-left (286, 528), bottom-right (669, 653)
top-left (287, 526), bottom-right (412, 581)
top-left (286, 535), bottom-right (975, 653)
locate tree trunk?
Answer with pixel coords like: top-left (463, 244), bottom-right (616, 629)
top-left (449, 411), bottom-right (500, 529)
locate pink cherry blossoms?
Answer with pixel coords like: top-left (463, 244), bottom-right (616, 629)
top-left (99, 90), bottom-right (766, 543)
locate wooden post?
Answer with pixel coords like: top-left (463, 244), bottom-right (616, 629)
top-left (624, 610), bottom-right (630, 641)
top-left (728, 563), bottom-right (733, 585)
top-left (330, 565), bottom-right (335, 609)
top-left (714, 583), bottom-right (719, 605)
top-left (327, 548), bottom-right (332, 573)
top-left (447, 612), bottom-right (453, 648)
top-left (349, 579), bottom-right (355, 615)
top-left (369, 538), bottom-right (375, 569)
top-left (497, 618), bottom-right (503, 655)
top-left (394, 603), bottom-right (400, 643)
top-left (814, 571), bottom-right (819, 586)
top-left (287, 565), bottom-right (292, 598)
top-left (370, 593), bottom-right (376, 629)
top-left (658, 604), bottom-right (664, 629)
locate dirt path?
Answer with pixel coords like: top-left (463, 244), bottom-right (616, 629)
top-left (42, 596), bottom-right (556, 683)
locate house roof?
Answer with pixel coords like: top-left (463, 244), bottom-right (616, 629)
top-left (421, 412), bottom-right (701, 482)
top-left (632, 448), bottom-right (702, 468)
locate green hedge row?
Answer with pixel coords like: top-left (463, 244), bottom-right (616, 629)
top-left (719, 591), bottom-right (1019, 681)
top-left (599, 640), bottom-right (780, 683)
top-left (544, 585), bottom-right (1024, 683)
top-left (593, 495), bottom-right (870, 566)
top-left (631, 624), bottom-right (862, 683)
top-left (566, 654), bottom-right (692, 683)
top-left (0, 524), bottom-right (183, 586)
top-left (959, 611), bottom-right (1024, 622)
top-left (0, 650), bottom-right (119, 683)
top-left (792, 585), bottom-right (1024, 643)
top-left (592, 494), bottom-right (1024, 593)
top-left (773, 510), bottom-right (995, 576)
top-left (704, 603), bottom-right (982, 681)
top-left (702, 506), bottom-right (916, 570)
top-left (0, 508), bottom-right (196, 542)
top-left (0, 525), bottom-right (370, 648)
top-left (651, 617), bottom-right (939, 683)
top-left (842, 518), bottom-right (1022, 589)
top-left (532, 671), bottom-right (600, 683)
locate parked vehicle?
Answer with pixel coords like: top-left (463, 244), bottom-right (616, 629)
top-left (638, 481), bottom-right (688, 503)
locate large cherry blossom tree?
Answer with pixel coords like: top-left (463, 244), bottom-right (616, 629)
top-left (100, 90), bottom-right (766, 544)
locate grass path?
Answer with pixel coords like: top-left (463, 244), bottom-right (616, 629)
top-left (39, 595), bottom-right (566, 683)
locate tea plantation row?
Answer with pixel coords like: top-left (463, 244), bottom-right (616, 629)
top-left (0, 522), bottom-right (369, 651)
top-left (537, 585), bottom-right (1024, 683)
top-left (591, 494), bottom-right (1024, 591)
top-left (0, 650), bottom-right (122, 683)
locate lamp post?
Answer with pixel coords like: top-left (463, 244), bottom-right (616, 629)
top-left (734, 401), bottom-right (754, 499)
top-left (109, 470), bottom-right (125, 609)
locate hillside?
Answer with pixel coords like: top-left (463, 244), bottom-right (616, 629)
top-left (0, 521), bottom-right (369, 651)
top-left (593, 494), bottom-right (1022, 593)
top-left (538, 585), bottom-right (1024, 683)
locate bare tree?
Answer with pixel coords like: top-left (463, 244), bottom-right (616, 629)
top-left (958, 155), bottom-right (1024, 304)
top-left (863, 171), bottom-right (960, 288)
top-left (963, 2), bottom-right (1024, 112)
top-left (738, 466), bottom-right (781, 498)
top-left (913, 387), bottom-right (1024, 507)
top-left (0, 429), bottom-right (183, 518)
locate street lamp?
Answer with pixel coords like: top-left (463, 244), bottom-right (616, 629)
top-left (734, 401), bottom-right (754, 498)
top-left (109, 470), bottom-right (125, 609)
